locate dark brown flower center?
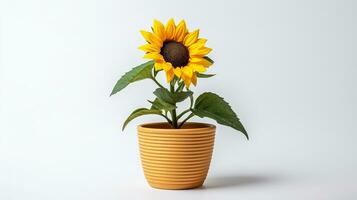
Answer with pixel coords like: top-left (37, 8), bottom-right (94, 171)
top-left (160, 41), bottom-right (189, 67)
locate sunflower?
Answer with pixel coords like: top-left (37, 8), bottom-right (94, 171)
top-left (139, 19), bottom-right (213, 87)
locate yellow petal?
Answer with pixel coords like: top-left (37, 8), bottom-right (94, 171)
top-left (188, 38), bottom-right (207, 51)
top-left (190, 47), bottom-right (212, 57)
top-left (184, 29), bottom-right (199, 47)
top-left (138, 44), bottom-right (160, 53)
top-left (140, 30), bottom-right (163, 47)
top-left (162, 62), bottom-right (173, 71)
top-left (174, 20), bottom-right (188, 42)
top-left (143, 52), bottom-right (164, 62)
top-left (192, 64), bottom-right (206, 73)
top-left (152, 19), bottom-right (166, 41)
top-left (182, 66), bottom-right (193, 78)
top-left (189, 57), bottom-right (212, 67)
top-left (173, 67), bottom-right (182, 77)
top-left (165, 68), bottom-right (174, 82)
top-left (191, 73), bottom-right (197, 86)
top-left (181, 73), bottom-right (191, 87)
top-left (154, 62), bottom-right (163, 71)
top-left (195, 38), bottom-right (207, 45)
top-left (165, 18), bottom-right (176, 40)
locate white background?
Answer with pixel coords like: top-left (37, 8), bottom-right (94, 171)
top-left (1, 0), bottom-right (357, 199)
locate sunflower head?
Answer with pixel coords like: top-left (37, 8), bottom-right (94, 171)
top-left (139, 19), bottom-right (213, 87)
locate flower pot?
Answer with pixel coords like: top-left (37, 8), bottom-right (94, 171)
top-left (137, 122), bottom-right (216, 190)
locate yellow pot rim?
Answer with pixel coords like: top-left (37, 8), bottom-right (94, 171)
top-left (138, 122), bottom-right (216, 133)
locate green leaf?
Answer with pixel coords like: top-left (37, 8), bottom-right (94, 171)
top-left (196, 73), bottom-right (216, 78)
top-left (192, 92), bottom-right (248, 139)
top-left (153, 88), bottom-right (193, 104)
top-left (149, 98), bottom-right (176, 111)
top-left (110, 61), bottom-right (154, 96)
top-left (122, 108), bottom-right (162, 130)
top-left (204, 56), bottom-right (214, 64)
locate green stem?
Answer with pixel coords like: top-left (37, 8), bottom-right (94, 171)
top-left (177, 91), bottom-right (193, 120)
top-left (171, 110), bottom-right (178, 128)
top-left (177, 109), bottom-right (190, 120)
top-left (175, 79), bottom-right (183, 92)
top-left (160, 114), bottom-right (172, 125)
top-left (169, 82), bottom-right (178, 128)
top-left (178, 113), bottom-right (195, 128)
top-left (151, 76), bottom-right (165, 89)
top-left (189, 94), bottom-right (193, 108)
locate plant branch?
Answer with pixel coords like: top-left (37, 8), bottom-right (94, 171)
top-left (175, 79), bottom-right (183, 92)
top-left (177, 109), bottom-right (190, 120)
top-left (169, 82), bottom-right (178, 128)
top-left (160, 113), bottom-right (172, 125)
top-left (189, 94), bottom-right (193, 108)
top-left (151, 76), bottom-right (165, 89)
top-left (178, 112), bottom-right (195, 128)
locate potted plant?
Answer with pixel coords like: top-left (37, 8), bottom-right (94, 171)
top-left (111, 19), bottom-right (248, 190)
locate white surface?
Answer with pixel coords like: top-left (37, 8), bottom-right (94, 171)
top-left (1, 0), bottom-right (357, 199)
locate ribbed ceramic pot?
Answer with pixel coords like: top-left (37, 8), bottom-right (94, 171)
top-left (137, 122), bottom-right (216, 190)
